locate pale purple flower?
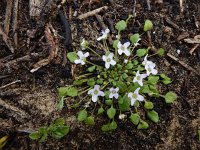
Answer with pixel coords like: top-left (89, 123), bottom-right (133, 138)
top-left (133, 71), bottom-right (147, 86)
top-left (88, 85), bottom-right (105, 102)
top-left (109, 87), bottom-right (119, 99)
top-left (102, 53), bottom-right (116, 69)
top-left (74, 51), bottom-right (89, 65)
top-left (117, 41), bottom-right (131, 56)
top-left (128, 87), bottom-right (144, 106)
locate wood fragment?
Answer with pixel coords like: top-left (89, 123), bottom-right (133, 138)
top-left (0, 80), bottom-right (21, 90)
top-left (167, 53), bottom-right (199, 75)
top-left (165, 17), bottom-right (181, 30)
top-left (78, 6), bottom-right (108, 20)
top-left (146, 0), bottom-right (151, 10)
top-left (4, 0), bottom-right (13, 35)
top-left (177, 32), bottom-right (189, 41)
top-left (30, 24), bottom-right (58, 72)
top-left (0, 99), bottom-right (29, 119)
top-left (189, 44), bottom-right (199, 55)
top-left (0, 26), bottom-right (15, 53)
top-left (29, 0), bottom-right (45, 17)
top-left (180, 0), bottom-right (183, 13)
top-left (13, 0), bottom-right (19, 47)
top-left (184, 35), bottom-right (200, 44)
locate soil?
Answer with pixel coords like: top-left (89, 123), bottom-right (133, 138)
top-left (0, 0), bottom-right (200, 149)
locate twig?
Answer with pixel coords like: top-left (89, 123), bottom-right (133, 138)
top-left (0, 80), bottom-right (21, 90)
top-left (13, 0), bottom-right (19, 47)
top-left (167, 53), bottom-right (199, 75)
top-left (78, 6), bottom-right (108, 20)
top-left (179, 0), bottom-right (183, 13)
top-left (0, 26), bottom-right (15, 53)
top-left (189, 44), bottom-right (199, 55)
top-left (165, 17), bottom-right (182, 31)
top-left (29, 0), bottom-right (45, 17)
top-left (146, 0), bottom-right (151, 10)
top-left (4, 0), bottom-right (13, 35)
top-left (30, 24), bottom-right (58, 72)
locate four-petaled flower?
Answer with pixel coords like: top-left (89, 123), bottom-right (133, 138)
top-left (128, 87), bottom-right (144, 106)
top-left (102, 53), bottom-right (116, 69)
top-left (109, 87), bottom-right (119, 99)
top-left (88, 85), bottom-right (105, 102)
top-left (74, 51), bottom-right (89, 65)
top-left (97, 29), bottom-right (110, 41)
top-left (117, 41), bottom-right (131, 56)
top-left (142, 55), bottom-right (158, 76)
top-left (133, 71), bottom-right (147, 86)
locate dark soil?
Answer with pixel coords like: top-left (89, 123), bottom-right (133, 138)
top-left (0, 0), bottom-right (200, 149)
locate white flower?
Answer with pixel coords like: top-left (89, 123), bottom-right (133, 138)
top-left (109, 87), bottom-right (119, 99)
top-left (74, 51), bottom-right (89, 65)
top-left (145, 62), bottom-right (158, 76)
top-left (117, 41), bottom-right (131, 56)
top-left (80, 39), bottom-right (88, 50)
top-left (124, 59), bottom-right (128, 64)
top-left (102, 53), bottom-right (116, 69)
top-left (119, 114), bottom-right (126, 120)
top-left (97, 29), bottom-right (110, 41)
top-left (142, 55), bottom-right (158, 76)
top-left (133, 71), bottom-right (147, 86)
top-left (88, 85), bottom-right (105, 102)
top-left (128, 87), bottom-right (144, 106)
top-left (83, 101), bottom-right (90, 108)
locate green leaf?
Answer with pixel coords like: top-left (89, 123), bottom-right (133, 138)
top-left (84, 116), bottom-right (95, 125)
top-left (54, 118), bottom-right (65, 125)
top-left (107, 106), bottom-right (116, 119)
top-left (144, 20), bottom-right (153, 32)
top-left (66, 87), bottom-right (78, 97)
top-left (137, 120), bottom-right (149, 130)
top-left (130, 33), bottom-right (140, 44)
top-left (87, 78), bottom-right (95, 87)
top-left (67, 52), bottom-right (78, 63)
top-left (105, 99), bottom-right (113, 106)
top-left (147, 76), bottom-right (159, 85)
top-left (73, 79), bottom-right (86, 86)
top-left (109, 120), bottom-right (117, 130)
top-left (113, 40), bottom-right (119, 50)
top-left (29, 132), bottom-right (41, 140)
top-left (38, 127), bottom-right (48, 142)
top-left (136, 49), bottom-right (147, 57)
top-left (125, 62), bottom-right (134, 70)
top-left (144, 101), bottom-right (154, 109)
top-left (58, 87), bottom-right (78, 97)
top-left (115, 20), bottom-right (127, 32)
top-left (57, 97), bottom-right (64, 110)
top-left (160, 74), bottom-right (172, 85)
top-left (198, 130), bottom-right (200, 141)
top-left (96, 78), bottom-right (103, 85)
top-left (141, 85), bottom-right (151, 94)
top-left (101, 124), bottom-right (110, 132)
top-left (97, 107), bottom-right (104, 115)
top-left (71, 103), bottom-right (79, 108)
top-left (129, 113), bottom-right (140, 125)
top-left (77, 110), bottom-right (87, 122)
top-left (147, 110), bottom-right (159, 123)
top-left (116, 80), bottom-right (127, 93)
top-left (164, 92), bottom-right (177, 103)
top-left (118, 96), bottom-right (131, 112)
top-left (88, 66), bottom-right (96, 72)
top-left (157, 48), bottom-right (165, 56)
top-left (51, 126), bottom-right (69, 139)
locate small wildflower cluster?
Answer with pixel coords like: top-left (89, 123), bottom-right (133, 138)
top-left (58, 17), bottom-right (177, 131)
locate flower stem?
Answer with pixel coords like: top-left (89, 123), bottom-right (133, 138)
top-left (87, 46), bottom-right (101, 57)
top-left (78, 87), bottom-right (92, 96)
top-left (86, 60), bottom-right (100, 67)
top-left (76, 73), bottom-right (93, 79)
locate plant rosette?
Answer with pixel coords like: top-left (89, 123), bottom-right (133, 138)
top-left (60, 16), bottom-right (178, 132)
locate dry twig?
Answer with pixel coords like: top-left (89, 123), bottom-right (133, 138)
top-left (167, 53), bottom-right (199, 75)
top-left (189, 44), bottom-right (199, 55)
top-left (4, 0), bottom-right (13, 35)
top-left (78, 6), bottom-right (108, 20)
top-left (0, 26), bottom-right (15, 53)
top-left (0, 80), bottom-right (21, 90)
top-left (13, 0), bottom-right (19, 47)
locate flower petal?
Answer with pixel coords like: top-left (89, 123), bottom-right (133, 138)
top-left (137, 95), bottom-right (144, 101)
top-left (92, 95), bottom-right (98, 102)
top-left (118, 49), bottom-right (123, 55)
top-left (131, 99), bottom-right (136, 106)
top-left (77, 51), bottom-right (84, 58)
top-left (105, 62), bottom-right (110, 69)
top-left (94, 85), bottom-right (100, 90)
top-left (88, 89), bottom-right (94, 95)
top-left (102, 55), bottom-right (107, 61)
top-left (74, 59), bottom-right (82, 64)
top-left (152, 69), bottom-right (158, 75)
top-left (108, 52), bottom-right (114, 58)
top-left (124, 42), bottom-right (130, 48)
top-left (114, 94), bottom-right (119, 99)
top-left (134, 87), bottom-right (140, 94)
top-left (97, 36), bottom-right (103, 41)
top-left (124, 49), bottom-right (130, 56)
top-left (84, 52), bottom-right (89, 57)
top-left (110, 60), bottom-right (116, 66)
top-left (105, 29), bottom-right (110, 34)
top-left (98, 91), bottom-right (105, 96)
top-left (109, 93), bottom-right (114, 98)
top-left (117, 41), bottom-right (122, 48)
top-left (128, 92), bottom-right (133, 98)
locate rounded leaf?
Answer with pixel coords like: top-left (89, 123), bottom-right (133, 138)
top-left (77, 110), bottom-right (87, 121)
top-left (144, 20), bottom-right (153, 32)
top-left (129, 113), bottom-right (140, 125)
top-left (164, 92), bottom-right (177, 103)
top-left (107, 106), bottom-right (116, 119)
top-left (147, 110), bottom-right (159, 123)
